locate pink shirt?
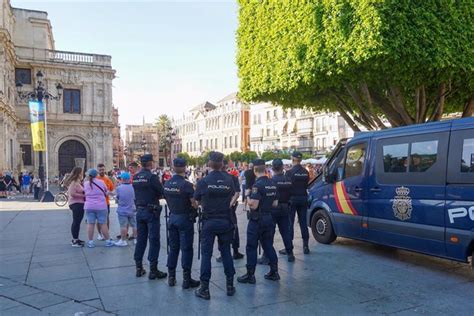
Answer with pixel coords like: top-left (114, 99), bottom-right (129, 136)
top-left (84, 179), bottom-right (108, 210)
top-left (68, 181), bottom-right (85, 205)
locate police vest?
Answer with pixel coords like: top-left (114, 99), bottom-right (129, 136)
top-left (201, 174), bottom-right (234, 217)
top-left (164, 179), bottom-right (191, 214)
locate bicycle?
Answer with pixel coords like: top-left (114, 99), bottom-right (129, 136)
top-left (54, 191), bottom-right (68, 207)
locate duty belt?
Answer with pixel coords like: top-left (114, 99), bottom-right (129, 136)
top-left (201, 213), bottom-right (230, 220)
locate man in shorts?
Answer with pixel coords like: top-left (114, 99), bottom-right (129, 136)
top-left (114, 172), bottom-right (137, 246)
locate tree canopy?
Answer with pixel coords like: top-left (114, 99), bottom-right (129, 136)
top-left (237, 0), bottom-right (473, 130)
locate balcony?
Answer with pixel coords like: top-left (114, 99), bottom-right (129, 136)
top-left (15, 46), bottom-right (112, 68)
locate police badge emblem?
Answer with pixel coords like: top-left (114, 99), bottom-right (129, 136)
top-left (392, 186), bottom-right (412, 221)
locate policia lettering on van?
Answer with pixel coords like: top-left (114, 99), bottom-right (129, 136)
top-left (307, 117), bottom-right (474, 269)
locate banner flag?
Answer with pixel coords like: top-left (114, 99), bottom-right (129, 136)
top-left (28, 100), bottom-right (46, 152)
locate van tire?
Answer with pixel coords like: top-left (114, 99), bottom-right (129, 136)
top-left (311, 210), bottom-right (336, 244)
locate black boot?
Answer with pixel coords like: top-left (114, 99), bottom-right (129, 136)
top-left (148, 262), bottom-right (167, 280)
top-left (257, 254), bottom-right (270, 265)
top-left (233, 250), bottom-right (244, 260)
top-left (287, 250), bottom-right (295, 262)
top-left (195, 281), bottom-right (210, 300)
top-left (168, 268), bottom-right (176, 287)
top-left (279, 248), bottom-right (287, 255)
top-left (303, 245), bottom-right (310, 254)
top-left (136, 263), bottom-right (146, 278)
top-left (182, 270), bottom-right (200, 289)
top-left (237, 267), bottom-right (256, 284)
top-left (226, 276), bottom-right (236, 296)
top-left (264, 264), bottom-right (280, 281)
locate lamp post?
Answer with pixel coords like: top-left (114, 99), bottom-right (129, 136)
top-left (164, 127), bottom-right (176, 167)
top-left (16, 70), bottom-right (62, 202)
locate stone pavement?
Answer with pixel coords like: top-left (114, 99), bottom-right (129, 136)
top-left (0, 198), bottom-right (473, 315)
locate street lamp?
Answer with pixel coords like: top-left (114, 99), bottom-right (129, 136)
top-left (141, 136), bottom-right (148, 154)
top-left (16, 70), bottom-right (62, 202)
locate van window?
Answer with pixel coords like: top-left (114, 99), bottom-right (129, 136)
top-left (383, 143), bottom-right (408, 173)
top-left (344, 143), bottom-right (366, 178)
top-left (409, 140), bottom-right (438, 172)
top-left (461, 138), bottom-right (474, 173)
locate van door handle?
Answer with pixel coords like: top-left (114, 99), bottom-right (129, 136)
top-left (354, 186), bottom-right (363, 192)
top-left (370, 187), bottom-right (381, 192)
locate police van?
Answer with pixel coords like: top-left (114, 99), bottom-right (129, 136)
top-left (307, 117), bottom-right (474, 269)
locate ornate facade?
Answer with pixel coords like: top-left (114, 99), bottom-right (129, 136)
top-left (0, 1), bottom-right (115, 177)
top-left (173, 92), bottom-right (250, 156)
top-left (249, 103), bottom-right (354, 155)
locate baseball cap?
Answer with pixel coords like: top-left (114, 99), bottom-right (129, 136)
top-left (272, 158), bottom-right (283, 168)
top-left (253, 159), bottom-right (266, 167)
top-left (87, 168), bottom-right (98, 178)
top-left (140, 154), bottom-right (154, 164)
top-left (120, 172), bottom-right (131, 181)
top-left (292, 151), bottom-right (303, 159)
top-left (173, 158), bottom-right (186, 168)
top-left (209, 151), bottom-right (224, 163)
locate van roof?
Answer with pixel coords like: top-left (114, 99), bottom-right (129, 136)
top-left (351, 117), bottom-right (474, 141)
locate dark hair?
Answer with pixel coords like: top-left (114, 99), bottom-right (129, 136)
top-left (254, 165), bottom-right (266, 174)
top-left (209, 161), bottom-right (223, 170)
top-left (64, 167), bottom-right (83, 187)
top-left (272, 165), bottom-right (283, 173)
top-left (97, 163), bottom-right (105, 168)
top-left (174, 166), bottom-right (186, 174)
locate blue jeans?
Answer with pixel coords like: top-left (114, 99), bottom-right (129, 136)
top-left (134, 208), bottom-right (161, 264)
top-left (289, 198), bottom-right (309, 246)
top-left (167, 213), bottom-right (194, 271)
top-left (200, 218), bottom-right (235, 282)
top-left (246, 214), bottom-right (277, 268)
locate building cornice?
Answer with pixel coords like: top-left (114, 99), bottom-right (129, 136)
top-left (0, 102), bottom-right (20, 122)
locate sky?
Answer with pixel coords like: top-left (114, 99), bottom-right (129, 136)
top-left (11, 0), bottom-right (240, 126)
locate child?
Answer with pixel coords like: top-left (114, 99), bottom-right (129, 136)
top-left (114, 172), bottom-right (137, 246)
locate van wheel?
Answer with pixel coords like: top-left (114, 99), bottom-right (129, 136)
top-left (311, 210), bottom-right (336, 244)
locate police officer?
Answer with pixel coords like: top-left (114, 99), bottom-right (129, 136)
top-left (216, 160), bottom-right (244, 262)
top-left (238, 159), bottom-right (280, 284)
top-left (284, 151), bottom-right (311, 255)
top-left (163, 158), bottom-right (200, 289)
top-left (133, 154), bottom-right (167, 280)
top-left (194, 152), bottom-right (239, 300)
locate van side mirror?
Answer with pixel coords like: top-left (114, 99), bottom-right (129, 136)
top-left (323, 166), bottom-right (334, 183)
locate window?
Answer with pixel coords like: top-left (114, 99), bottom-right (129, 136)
top-left (266, 111), bottom-right (270, 121)
top-left (229, 136), bottom-right (233, 148)
top-left (15, 68), bottom-right (32, 84)
top-left (63, 89), bottom-right (81, 114)
top-left (461, 138), bottom-right (474, 173)
top-left (210, 139), bottom-right (213, 149)
top-left (224, 137), bottom-right (227, 148)
top-left (322, 138), bottom-right (327, 148)
top-left (258, 114), bottom-right (261, 124)
top-left (409, 140), bottom-right (438, 172)
top-left (235, 135), bottom-right (238, 148)
top-left (20, 144), bottom-right (32, 166)
top-left (344, 143), bottom-right (366, 179)
top-left (215, 138), bottom-right (218, 148)
top-left (273, 109), bottom-right (277, 119)
top-left (383, 143), bottom-right (408, 173)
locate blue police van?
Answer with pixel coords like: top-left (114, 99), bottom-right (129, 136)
top-left (307, 117), bottom-right (474, 269)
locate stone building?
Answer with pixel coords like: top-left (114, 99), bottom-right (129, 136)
top-left (249, 103), bottom-right (354, 155)
top-left (0, 1), bottom-right (115, 177)
top-left (124, 122), bottom-right (171, 167)
top-left (112, 107), bottom-right (124, 169)
top-left (173, 92), bottom-right (250, 156)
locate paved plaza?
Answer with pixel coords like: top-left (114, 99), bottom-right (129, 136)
top-left (0, 198), bottom-right (473, 315)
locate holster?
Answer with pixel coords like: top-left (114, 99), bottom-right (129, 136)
top-left (189, 207), bottom-right (199, 222)
top-left (247, 209), bottom-right (259, 221)
top-left (147, 204), bottom-right (162, 217)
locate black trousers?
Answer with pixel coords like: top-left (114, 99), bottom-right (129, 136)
top-left (69, 203), bottom-right (85, 239)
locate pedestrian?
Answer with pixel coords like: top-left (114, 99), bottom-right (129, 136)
top-left (133, 154), bottom-right (167, 280)
top-left (96, 163), bottom-right (115, 240)
top-left (0, 171), bottom-right (6, 198)
top-left (163, 158), bottom-right (200, 289)
top-left (238, 159), bottom-right (280, 284)
top-left (65, 167), bottom-right (86, 247)
top-left (284, 151), bottom-right (311, 255)
top-left (243, 162), bottom-right (255, 201)
top-left (84, 168), bottom-right (114, 248)
top-left (22, 172), bottom-right (31, 196)
top-left (114, 172), bottom-right (137, 247)
top-left (194, 151), bottom-right (239, 300)
top-left (216, 160), bottom-right (244, 262)
top-left (31, 174), bottom-right (41, 200)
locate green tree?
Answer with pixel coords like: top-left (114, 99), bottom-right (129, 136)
top-left (155, 114), bottom-right (173, 165)
top-left (237, 1), bottom-right (473, 131)
top-left (241, 151), bottom-right (258, 163)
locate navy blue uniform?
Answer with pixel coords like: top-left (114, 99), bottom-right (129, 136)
top-left (246, 176), bottom-right (278, 268)
top-left (194, 170), bottom-right (236, 282)
top-left (271, 173), bottom-right (294, 253)
top-left (163, 175), bottom-right (195, 271)
top-left (133, 169), bottom-right (164, 265)
top-left (286, 164), bottom-right (310, 246)
top-left (230, 174), bottom-right (241, 252)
